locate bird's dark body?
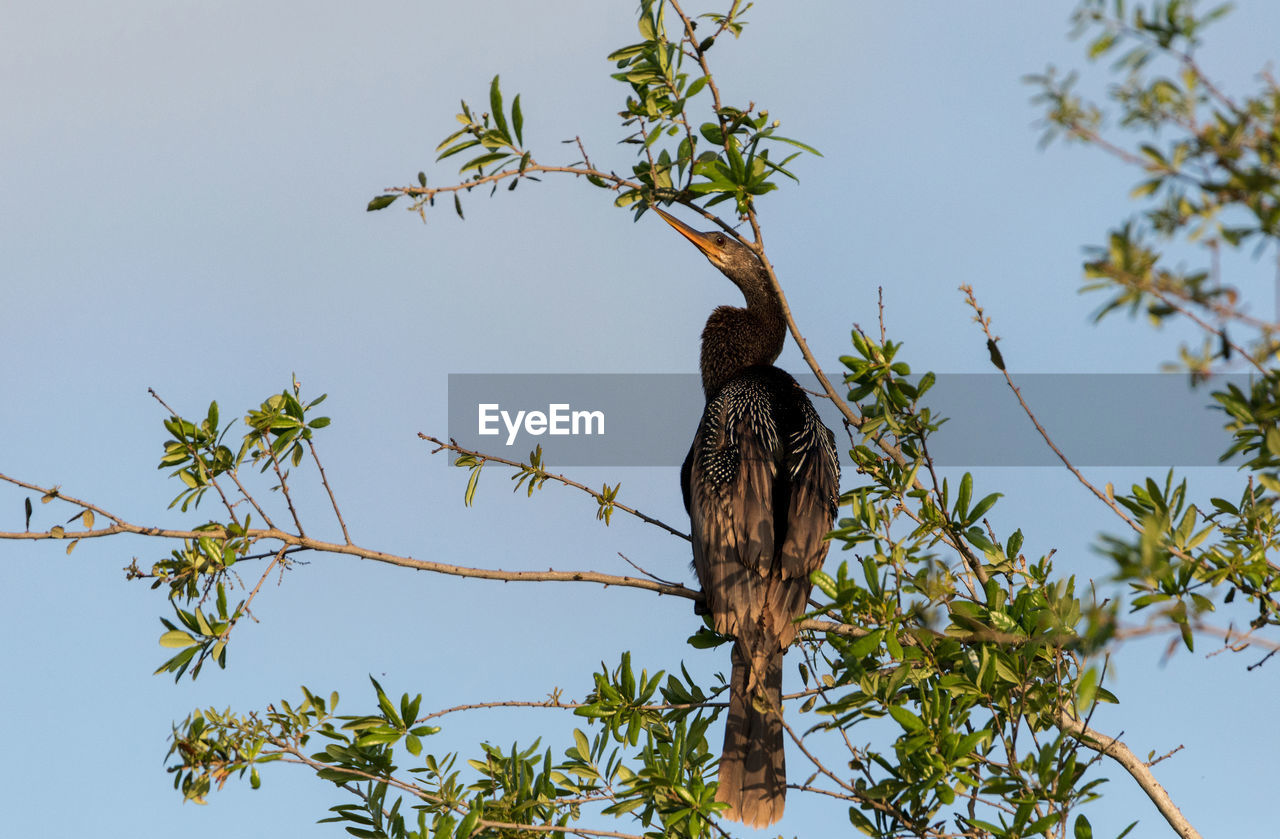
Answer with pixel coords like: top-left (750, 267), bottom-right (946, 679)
top-left (653, 206), bottom-right (840, 828)
top-left (681, 366), bottom-right (840, 634)
top-left (681, 364), bottom-right (839, 827)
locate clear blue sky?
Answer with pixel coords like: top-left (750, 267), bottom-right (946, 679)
top-left (2, 2), bottom-right (1276, 836)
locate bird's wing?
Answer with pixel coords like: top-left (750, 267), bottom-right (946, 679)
top-left (770, 395), bottom-right (841, 648)
top-left (688, 381), bottom-right (780, 648)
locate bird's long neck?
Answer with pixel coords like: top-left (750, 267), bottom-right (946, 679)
top-left (700, 266), bottom-right (786, 398)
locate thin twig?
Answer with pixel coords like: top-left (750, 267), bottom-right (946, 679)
top-left (959, 285), bottom-right (1258, 585)
top-left (0, 474), bottom-right (125, 525)
top-left (189, 547), bottom-right (289, 673)
top-left (779, 715), bottom-right (928, 830)
top-left (391, 163), bottom-right (642, 203)
top-left (959, 286), bottom-right (1142, 532)
top-left (420, 434), bottom-right (690, 542)
top-left (307, 439), bottom-right (351, 544)
top-left (262, 441), bottom-right (306, 537)
top-left (616, 552), bottom-right (683, 587)
top-left (1086, 251), bottom-right (1274, 366)
top-left (877, 286), bottom-right (886, 343)
top-left (778, 716), bottom-right (856, 794)
top-left (1146, 743), bottom-right (1185, 768)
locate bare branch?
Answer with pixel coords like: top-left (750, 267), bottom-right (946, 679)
top-left (307, 439), bottom-right (352, 544)
top-left (262, 439), bottom-right (306, 537)
top-left (960, 286), bottom-right (1144, 532)
top-left (0, 472), bottom-right (697, 599)
top-left (1059, 713), bottom-right (1203, 839)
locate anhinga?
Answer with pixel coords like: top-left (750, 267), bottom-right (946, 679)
top-left (654, 207), bottom-right (840, 828)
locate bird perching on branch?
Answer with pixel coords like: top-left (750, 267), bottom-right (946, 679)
top-left (653, 206), bottom-right (840, 828)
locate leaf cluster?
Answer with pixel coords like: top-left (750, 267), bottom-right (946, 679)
top-left (1024, 1), bottom-right (1280, 657)
top-left (166, 658), bottom-right (725, 839)
top-left (805, 329), bottom-right (1122, 837)
top-left (367, 0), bottom-right (820, 224)
top-left (144, 383), bottom-right (332, 679)
top-left (607, 0), bottom-right (818, 216)
top-left (1030, 0), bottom-right (1280, 369)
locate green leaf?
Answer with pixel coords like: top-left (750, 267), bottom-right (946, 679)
top-left (432, 814), bottom-right (456, 839)
top-left (159, 629), bottom-right (198, 648)
top-left (606, 43), bottom-right (647, 63)
top-left (810, 570), bottom-right (838, 599)
top-left (370, 676), bottom-right (403, 728)
top-left (767, 134), bottom-right (823, 156)
top-left (459, 152), bottom-right (513, 174)
top-left (573, 728), bottom-right (591, 760)
top-left (847, 806), bottom-right (876, 833)
top-left (438, 138), bottom-right (482, 161)
top-left (888, 704), bottom-right (924, 733)
top-left (355, 729), bottom-right (403, 747)
top-left (956, 473), bottom-right (973, 520)
top-left (1089, 31), bottom-right (1118, 59)
top-left (489, 76), bottom-right (510, 143)
top-left (464, 464), bottom-right (482, 507)
top-left (367, 195), bottom-right (399, 212)
top-left (967, 492), bottom-right (1002, 523)
top-left (1076, 667), bottom-right (1098, 711)
top-left (155, 645), bottom-right (199, 680)
top-left (511, 94), bottom-right (523, 146)
top-left (1130, 178), bottom-right (1161, 199)
top-left (686, 626), bottom-right (728, 649)
top-left (846, 628), bottom-right (883, 658)
top-left (456, 805), bottom-right (480, 839)
top-left (1006, 528), bottom-right (1024, 559)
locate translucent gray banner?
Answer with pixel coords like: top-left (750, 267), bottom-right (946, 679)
top-left (446, 373), bottom-right (1249, 467)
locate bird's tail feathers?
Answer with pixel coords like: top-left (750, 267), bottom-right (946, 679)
top-left (717, 641), bottom-right (785, 828)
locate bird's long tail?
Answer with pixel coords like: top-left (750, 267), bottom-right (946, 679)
top-left (717, 640), bottom-right (785, 828)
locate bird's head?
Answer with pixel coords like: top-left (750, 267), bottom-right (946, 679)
top-left (652, 206), bottom-right (763, 281)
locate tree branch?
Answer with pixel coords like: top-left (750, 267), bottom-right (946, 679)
top-left (307, 439), bottom-right (352, 544)
top-left (1058, 713), bottom-right (1203, 839)
top-left (961, 286), bottom-right (1146, 531)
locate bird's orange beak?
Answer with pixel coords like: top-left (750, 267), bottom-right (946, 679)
top-left (652, 206), bottom-right (725, 262)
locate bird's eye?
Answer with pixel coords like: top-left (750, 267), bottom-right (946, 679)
top-left (715, 235), bottom-right (726, 246)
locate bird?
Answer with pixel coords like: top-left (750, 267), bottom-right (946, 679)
top-left (652, 206), bottom-right (840, 828)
